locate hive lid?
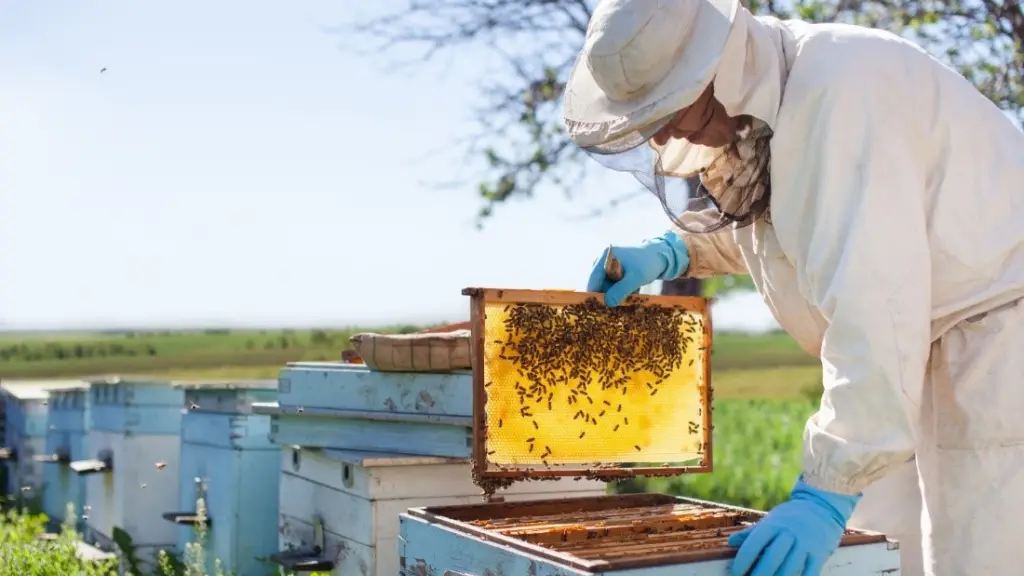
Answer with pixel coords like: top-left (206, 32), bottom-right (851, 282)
top-left (462, 287), bottom-right (713, 490)
top-left (0, 379), bottom-right (88, 400)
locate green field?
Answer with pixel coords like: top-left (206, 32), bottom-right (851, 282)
top-left (0, 327), bottom-right (823, 512)
top-left (0, 327), bottom-right (816, 382)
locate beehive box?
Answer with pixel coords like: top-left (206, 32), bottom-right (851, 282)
top-left (166, 380), bottom-right (280, 576)
top-left (73, 376), bottom-right (184, 564)
top-left (0, 380), bottom-right (86, 504)
top-left (265, 362), bottom-right (474, 458)
top-left (400, 494), bottom-right (901, 575)
top-left (272, 447), bottom-right (606, 576)
top-left (254, 363), bottom-right (606, 576)
top-left (39, 382), bottom-right (92, 532)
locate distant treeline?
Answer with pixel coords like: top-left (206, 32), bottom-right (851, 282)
top-left (0, 326), bottom-right (429, 364)
top-left (0, 342), bottom-right (158, 362)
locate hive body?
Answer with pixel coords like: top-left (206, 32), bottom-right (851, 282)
top-left (258, 363), bottom-right (607, 576)
top-left (0, 380), bottom-right (83, 505)
top-left (41, 384), bottom-right (91, 532)
top-left (399, 494), bottom-right (903, 575)
top-left (270, 362), bottom-right (474, 457)
top-left (171, 381), bottom-right (280, 576)
top-left (79, 378), bottom-right (183, 566)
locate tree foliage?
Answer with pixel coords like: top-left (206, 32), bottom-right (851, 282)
top-left (350, 0), bottom-right (1022, 223)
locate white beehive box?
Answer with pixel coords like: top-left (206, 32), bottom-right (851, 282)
top-left (275, 447), bottom-right (606, 576)
top-left (73, 376), bottom-right (184, 566)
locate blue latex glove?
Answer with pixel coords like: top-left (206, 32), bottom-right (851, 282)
top-left (727, 477), bottom-right (861, 576)
top-left (586, 232), bottom-right (690, 307)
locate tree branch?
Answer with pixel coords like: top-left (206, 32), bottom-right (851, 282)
top-left (341, 0), bottom-right (1023, 227)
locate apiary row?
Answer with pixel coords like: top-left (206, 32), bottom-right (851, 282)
top-left (0, 364), bottom-right (606, 576)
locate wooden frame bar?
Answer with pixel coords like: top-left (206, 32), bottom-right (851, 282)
top-left (462, 287), bottom-right (714, 482)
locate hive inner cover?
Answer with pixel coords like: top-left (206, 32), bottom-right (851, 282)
top-left (475, 290), bottom-right (711, 472)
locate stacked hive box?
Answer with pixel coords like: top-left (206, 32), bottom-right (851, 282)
top-left (72, 376), bottom-right (184, 566)
top-left (0, 380), bottom-right (86, 506)
top-left (166, 380), bottom-right (280, 576)
top-left (39, 381), bottom-right (92, 532)
top-left (254, 362), bottom-right (607, 576)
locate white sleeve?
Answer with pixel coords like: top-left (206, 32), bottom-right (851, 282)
top-left (669, 210), bottom-right (748, 278)
top-left (771, 74), bottom-right (931, 495)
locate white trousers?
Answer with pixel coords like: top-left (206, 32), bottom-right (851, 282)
top-left (847, 299), bottom-right (1024, 576)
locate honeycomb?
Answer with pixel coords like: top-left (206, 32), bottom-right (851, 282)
top-left (480, 297), bottom-right (709, 468)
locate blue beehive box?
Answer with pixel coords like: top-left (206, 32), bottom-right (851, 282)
top-left (255, 363), bottom-right (607, 576)
top-left (263, 362), bottom-right (474, 458)
top-left (71, 376), bottom-right (184, 565)
top-left (165, 380), bottom-right (279, 576)
top-left (400, 494), bottom-right (902, 576)
top-left (38, 381), bottom-right (92, 532)
top-left (0, 380), bottom-right (86, 506)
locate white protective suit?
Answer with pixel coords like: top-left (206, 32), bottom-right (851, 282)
top-left (671, 10), bottom-right (1024, 576)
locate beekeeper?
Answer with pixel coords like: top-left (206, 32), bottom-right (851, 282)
top-left (564, 0), bottom-right (1024, 575)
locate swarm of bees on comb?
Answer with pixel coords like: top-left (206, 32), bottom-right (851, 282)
top-left (474, 288), bottom-right (708, 497)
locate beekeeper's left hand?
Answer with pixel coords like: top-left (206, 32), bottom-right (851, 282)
top-left (727, 477), bottom-right (861, 576)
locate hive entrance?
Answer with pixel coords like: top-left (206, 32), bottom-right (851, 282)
top-left (463, 288), bottom-right (713, 493)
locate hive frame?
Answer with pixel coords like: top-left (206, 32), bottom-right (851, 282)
top-left (462, 287), bottom-right (714, 482)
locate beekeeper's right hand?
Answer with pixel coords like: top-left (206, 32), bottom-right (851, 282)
top-left (586, 233), bottom-right (690, 307)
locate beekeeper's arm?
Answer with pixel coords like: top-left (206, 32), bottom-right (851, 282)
top-left (668, 210), bottom-right (748, 278)
top-left (773, 68), bottom-right (930, 496)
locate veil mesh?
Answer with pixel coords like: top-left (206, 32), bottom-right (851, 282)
top-left (584, 115), bottom-right (773, 233)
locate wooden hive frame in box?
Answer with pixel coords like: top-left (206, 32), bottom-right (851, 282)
top-left (462, 287), bottom-right (714, 490)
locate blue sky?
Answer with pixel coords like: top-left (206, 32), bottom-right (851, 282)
top-left (0, 0), bottom-right (776, 332)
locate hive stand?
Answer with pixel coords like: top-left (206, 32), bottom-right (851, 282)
top-left (72, 376), bottom-right (184, 567)
top-left (164, 380), bottom-right (280, 576)
top-left (38, 382), bottom-right (92, 533)
top-left (0, 380), bottom-right (85, 506)
top-left (254, 362), bottom-right (607, 576)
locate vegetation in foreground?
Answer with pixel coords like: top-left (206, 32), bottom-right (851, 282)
top-left (0, 499), bottom-right (328, 576)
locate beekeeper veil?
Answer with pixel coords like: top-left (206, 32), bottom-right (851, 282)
top-left (564, 0), bottom-right (786, 233)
